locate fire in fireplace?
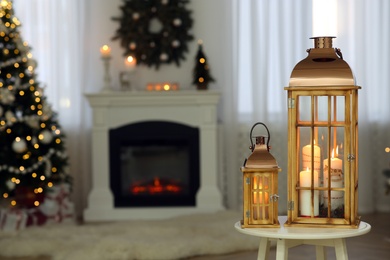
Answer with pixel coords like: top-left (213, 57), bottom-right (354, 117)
top-left (109, 121), bottom-right (200, 207)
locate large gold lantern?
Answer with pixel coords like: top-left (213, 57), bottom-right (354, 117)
top-left (284, 37), bottom-right (360, 228)
top-left (241, 123), bottom-right (281, 228)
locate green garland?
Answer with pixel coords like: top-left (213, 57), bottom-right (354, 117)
top-left (112, 0), bottom-right (194, 69)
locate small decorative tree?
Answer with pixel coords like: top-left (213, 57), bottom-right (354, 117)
top-left (0, 0), bottom-right (71, 209)
top-left (192, 40), bottom-right (215, 90)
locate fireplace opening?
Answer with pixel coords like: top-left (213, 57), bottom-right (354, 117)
top-left (109, 121), bottom-right (200, 207)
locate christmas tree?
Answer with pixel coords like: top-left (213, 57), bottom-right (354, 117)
top-left (192, 40), bottom-right (215, 90)
top-left (0, 0), bottom-right (70, 209)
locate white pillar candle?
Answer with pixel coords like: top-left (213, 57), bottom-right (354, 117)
top-left (299, 168), bottom-right (319, 217)
top-left (323, 149), bottom-right (344, 211)
top-left (302, 143), bottom-right (321, 172)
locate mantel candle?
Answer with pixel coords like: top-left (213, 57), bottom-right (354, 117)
top-left (100, 45), bottom-right (111, 58)
top-left (299, 168), bottom-right (319, 217)
top-left (125, 55), bottom-right (136, 71)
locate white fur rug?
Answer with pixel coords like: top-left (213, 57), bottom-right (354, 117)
top-left (0, 210), bottom-right (259, 260)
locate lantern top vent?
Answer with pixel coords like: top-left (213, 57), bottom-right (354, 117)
top-left (288, 37), bottom-right (356, 87)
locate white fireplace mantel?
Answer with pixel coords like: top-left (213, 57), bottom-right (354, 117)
top-left (84, 90), bottom-right (224, 221)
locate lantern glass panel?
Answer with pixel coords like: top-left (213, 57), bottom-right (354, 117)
top-left (296, 94), bottom-right (348, 219)
top-left (251, 174), bottom-right (271, 221)
top-left (298, 96), bottom-right (311, 122)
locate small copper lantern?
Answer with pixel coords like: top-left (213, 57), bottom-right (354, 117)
top-left (241, 122), bottom-right (281, 228)
top-left (284, 37), bottom-right (360, 228)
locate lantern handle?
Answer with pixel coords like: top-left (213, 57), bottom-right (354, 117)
top-left (249, 122), bottom-right (270, 152)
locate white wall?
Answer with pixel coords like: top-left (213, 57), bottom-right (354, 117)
top-left (83, 0), bottom-right (229, 93)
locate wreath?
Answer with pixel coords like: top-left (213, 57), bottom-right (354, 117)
top-left (112, 0), bottom-right (194, 69)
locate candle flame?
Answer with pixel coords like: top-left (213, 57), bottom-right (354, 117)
top-left (331, 146), bottom-right (339, 159)
top-left (126, 55), bottom-right (134, 63)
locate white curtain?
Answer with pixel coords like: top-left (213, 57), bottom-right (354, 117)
top-left (229, 0), bottom-right (390, 213)
top-left (223, 0), bottom-right (312, 211)
top-left (14, 0), bottom-right (88, 217)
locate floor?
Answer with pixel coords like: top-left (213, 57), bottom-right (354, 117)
top-left (187, 213), bottom-right (390, 260)
top-left (0, 213), bottom-right (389, 260)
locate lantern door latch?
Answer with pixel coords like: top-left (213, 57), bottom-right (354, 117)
top-left (288, 201), bottom-right (294, 211)
top-left (348, 154), bottom-right (356, 162)
top-left (270, 194), bottom-right (279, 202)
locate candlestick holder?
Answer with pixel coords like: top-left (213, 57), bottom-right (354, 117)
top-left (101, 56), bottom-right (112, 92)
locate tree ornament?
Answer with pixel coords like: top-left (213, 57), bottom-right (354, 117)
top-left (0, 88), bottom-right (15, 104)
top-left (25, 115), bottom-right (40, 129)
top-left (6, 179), bottom-right (16, 191)
top-left (172, 40), bottom-right (180, 48)
top-left (5, 110), bottom-right (15, 121)
top-left (39, 129), bottom-right (53, 144)
top-left (160, 53), bottom-right (168, 61)
top-left (112, 0), bottom-right (194, 69)
top-left (192, 40), bottom-right (215, 90)
top-left (12, 138), bottom-right (27, 153)
top-left (129, 42), bottom-right (136, 50)
top-left (132, 12), bottom-right (140, 20)
top-left (173, 18), bottom-right (182, 27)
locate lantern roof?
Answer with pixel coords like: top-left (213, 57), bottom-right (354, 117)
top-left (288, 37), bottom-right (356, 87)
top-left (243, 142), bottom-right (279, 169)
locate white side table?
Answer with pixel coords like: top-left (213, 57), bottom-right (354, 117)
top-left (234, 216), bottom-right (371, 260)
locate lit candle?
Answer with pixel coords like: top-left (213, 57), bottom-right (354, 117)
top-left (299, 167), bottom-right (319, 217)
top-left (302, 141), bottom-right (321, 173)
top-left (124, 55), bottom-right (136, 70)
top-left (100, 45), bottom-right (111, 58)
top-left (323, 147), bottom-right (344, 210)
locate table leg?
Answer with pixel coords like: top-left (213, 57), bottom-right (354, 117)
top-left (334, 238), bottom-right (348, 260)
top-left (276, 239), bottom-right (288, 260)
top-left (257, 237), bottom-right (270, 260)
top-left (315, 245), bottom-right (327, 260)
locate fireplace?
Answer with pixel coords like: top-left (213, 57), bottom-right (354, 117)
top-left (84, 90), bottom-right (224, 221)
top-left (109, 121), bottom-right (200, 207)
